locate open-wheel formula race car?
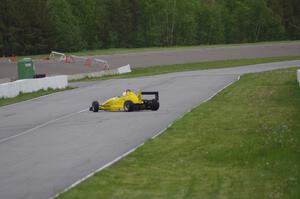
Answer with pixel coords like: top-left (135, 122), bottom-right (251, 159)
top-left (89, 90), bottom-right (159, 112)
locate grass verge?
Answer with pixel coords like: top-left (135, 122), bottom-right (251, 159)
top-left (0, 87), bottom-right (75, 107)
top-left (72, 56), bottom-right (300, 82)
top-left (58, 68), bottom-right (300, 199)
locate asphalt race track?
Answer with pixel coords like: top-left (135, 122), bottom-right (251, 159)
top-left (0, 60), bottom-right (300, 199)
top-left (0, 42), bottom-right (300, 79)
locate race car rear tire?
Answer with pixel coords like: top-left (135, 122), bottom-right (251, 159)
top-left (124, 100), bottom-right (133, 112)
top-left (91, 101), bottom-right (99, 112)
top-left (151, 100), bottom-right (160, 111)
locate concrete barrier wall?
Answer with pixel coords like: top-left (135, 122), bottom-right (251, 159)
top-left (0, 75), bottom-right (68, 99)
top-left (67, 69), bottom-right (119, 81)
top-left (118, 64), bottom-right (131, 74)
top-left (67, 64), bottom-right (131, 81)
top-left (298, 70), bottom-right (300, 86)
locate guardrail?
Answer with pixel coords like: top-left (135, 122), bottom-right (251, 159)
top-left (0, 76), bottom-right (68, 99)
top-left (49, 51), bottom-right (110, 69)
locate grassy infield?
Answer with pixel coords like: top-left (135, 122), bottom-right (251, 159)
top-left (58, 67), bottom-right (300, 199)
top-left (1, 45), bottom-right (300, 198)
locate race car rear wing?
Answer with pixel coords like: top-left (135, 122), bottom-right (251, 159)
top-left (141, 91), bottom-right (159, 101)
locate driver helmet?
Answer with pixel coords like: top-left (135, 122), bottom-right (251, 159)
top-left (122, 89), bottom-right (132, 96)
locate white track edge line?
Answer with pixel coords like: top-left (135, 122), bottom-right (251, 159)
top-left (151, 75), bottom-right (240, 140)
top-left (0, 89), bottom-right (75, 111)
top-left (50, 142), bottom-right (145, 199)
top-left (0, 108), bottom-right (88, 144)
top-left (50, 74), bottom-right (241, 199)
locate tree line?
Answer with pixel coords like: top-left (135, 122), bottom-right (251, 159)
top-left (0, 0), bottom-right (299, 56)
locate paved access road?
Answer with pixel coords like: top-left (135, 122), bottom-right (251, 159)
top-left (0, 42), bottom-right (300, 79)
top-left (0, 60), bottom-right (300, 199)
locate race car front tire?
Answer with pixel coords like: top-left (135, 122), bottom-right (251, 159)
top-left (124, 100), bottom-right (133, 112)
top-left (91, 101), bottom-right (99, 112)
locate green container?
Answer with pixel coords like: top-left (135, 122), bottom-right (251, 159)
top-left (17, 58), bottom-right (36, 79)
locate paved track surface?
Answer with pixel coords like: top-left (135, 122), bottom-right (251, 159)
top-left (0, 60), bottom-right (300, 199)
top-left (0, 42), bottom-right (300, 79)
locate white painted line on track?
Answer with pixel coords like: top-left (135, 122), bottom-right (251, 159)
top-left (0, 108), bottom-right (88, 144)
top-left (50, 142), bottom-right (145, 199)
top-left (151, 75), bottom-right (240, 140)
top-left (50, 75), bottom-right (241, 199)
top-left (0, 89), bottom-right (75, 111)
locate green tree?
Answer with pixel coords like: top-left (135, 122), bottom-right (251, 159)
top-left (67, 0), bottom-right (98, 49)
top-left (268, 0), bottom-right (300, 39)
top-left (0, 0), bottom-right (298, 55)
top-left (196, 2), bottom-right (226, 44)
top-left (172, 0), bottom-right (199, 45)
top-left (47, 0), bottom-right (83, 52)
top-left (0, 1), bottom-right (5, 56)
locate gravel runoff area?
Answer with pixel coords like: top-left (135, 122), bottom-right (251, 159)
top-left (0, 42), bottom-right (299, 79)
top-left (0, 60), bottom-right (299, 199)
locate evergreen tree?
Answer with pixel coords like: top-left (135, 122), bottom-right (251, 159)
top-left (47, 0), bottom-right (83, 52)
top-left (0, 0), bottom-right (298, 55)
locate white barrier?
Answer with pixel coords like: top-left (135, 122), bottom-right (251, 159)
top-left (118, 64), bottom-right (131, 74)
top-left (0, 76), bottom-right (68, 99)
top-left (49, 51), bottom-right (66, 62)
top-left (298, 70), bottom-right (300, 86)
top-left (67, 69), bottom-right (119, 81)
top-left (0, 82), bottom-right (20, 99)
top-left (67, 64), bottom-right (131, 81)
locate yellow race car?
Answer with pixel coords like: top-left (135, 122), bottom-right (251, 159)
top-left (89, 90), bottom-right (159, 112)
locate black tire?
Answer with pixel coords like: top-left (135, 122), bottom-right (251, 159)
top-left (124, 100), bottom-right (133, 112)
top-left (91, 101), bottom-right (99, 112)
top-left (151, 100), bottom-right (160, 111)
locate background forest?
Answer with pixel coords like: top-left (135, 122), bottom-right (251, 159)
top-left (0, 0), bottom-right (299, 56)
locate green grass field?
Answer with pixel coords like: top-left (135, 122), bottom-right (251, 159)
top-left (58, 68), bottom-right (300, 199)
top-left (0, 87), bottom-right (74, 107)
top-left (73, 56), bottom-right (300, 82)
